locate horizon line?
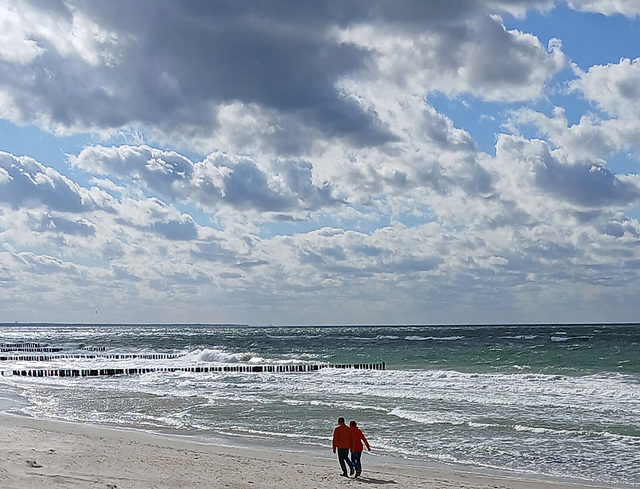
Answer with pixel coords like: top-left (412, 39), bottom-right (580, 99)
top-left (1, 322), bottom-right (639, 328)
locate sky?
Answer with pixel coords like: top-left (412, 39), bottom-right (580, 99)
top-left (1, 1), bottom-right (640, 326)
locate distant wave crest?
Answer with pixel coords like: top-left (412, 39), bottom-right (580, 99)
top-left (405, 335), bottom-right (464, 341)
top-left (184, 348), bottom-right (266, 364)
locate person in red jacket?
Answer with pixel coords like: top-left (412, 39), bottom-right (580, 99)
top-left (349, 420), bottom-right (370, 478)
top-left (332, 417), bottom-right (354, 477)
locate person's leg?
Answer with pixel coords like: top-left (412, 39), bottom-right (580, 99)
top-left (343, 448), bottom-right (354, 474)
top-left (337, 448), bottom-right (349, 475)
top-left (351, 451), bottom-right (362, 476)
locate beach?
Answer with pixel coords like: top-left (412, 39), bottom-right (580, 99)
top-left (1, 324), bottom-right (638, 487)
top-left (0, 412), bottom-right (616, 489)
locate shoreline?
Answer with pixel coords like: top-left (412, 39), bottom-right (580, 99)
top-left (0, 411), bottom-right (624, 489)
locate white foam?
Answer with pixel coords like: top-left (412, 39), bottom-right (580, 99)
top-left (405, 335), bottom-right (465, 341)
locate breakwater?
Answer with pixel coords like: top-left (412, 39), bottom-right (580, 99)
top-left (1, 353), bottom-right (183, 361)
top-left (3, 362), bottom-right (386, 377)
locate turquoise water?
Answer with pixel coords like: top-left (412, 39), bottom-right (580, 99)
top-left (1, 323), bottom-right (639, 486)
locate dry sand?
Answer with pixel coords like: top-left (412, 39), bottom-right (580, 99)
top-left (0, 412), bottom-right (612, 489)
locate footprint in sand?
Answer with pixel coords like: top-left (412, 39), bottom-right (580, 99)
top-left (25, 459), bottom-right (42, 468)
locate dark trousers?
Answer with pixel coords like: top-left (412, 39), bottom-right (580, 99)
top-left (337, 448), bottom-right (353, 474)
top-left (351, 450), bottom-right (362, 472)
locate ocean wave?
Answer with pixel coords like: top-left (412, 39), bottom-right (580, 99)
top-left (390, 407), bottom-right (453, 424)
top-left (266, 334), bottom-right (321, 340)
top-left (319, 369), bottom-right (640, 414)
top-left (230, 426), bottom-right (309, 440)
top-left (182, 348), bottom-right (266, 364)
top-left (405, 336), bottom-right (465, 341)
top-left (180, 348), bottom-right (321, 366)
top-left (389, 408), bottom-right (466, 426)
top-left (550, 336), bottom-right (592, 343)
top-left (389, 408), bottom-right (500, 430)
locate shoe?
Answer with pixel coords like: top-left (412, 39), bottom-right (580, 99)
top-left (341, 472), bottom-right (348, 477)
top-left (355, 470), bottom-right (361, 478)
top-left (350, 467), bottom-right (355, 476)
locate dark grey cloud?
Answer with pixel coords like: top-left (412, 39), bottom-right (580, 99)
top-left (219, 158), bottom-right (343, 212)
top-left (191, 240), bottom-right (237, 263)
top-left (539, 161), bottom-right (640, 208)
top-left (341, 106), bottom-right (495, 202)
top-left (151, 218), bottom-right (198, 241)
top-left (0, 152), bottom-right (90, 212)
top-left (290, 228), bottom-right (444, 279)
top-left (3, 0), bottom-right (408, 146)
top-left (603, 217), bottom-right (639, 238)
top-left (74, 145), bottom-right (343, 215)
top-left (33, 214), bottom-right (96, 237)
top-left (452, 16), bottom-right (558, 88)
top-left (0, 151), bottom-right (203, 243)
top-left (3, 0), bottom-right (558, 149)
top-left (111, 197), bottom-right (201, 241)
top-left (496, 136), bottom-right (640, 210)
top-left (111, 265), bottom-right (142, 282)
top-left (157, 271), bottom-right (212, 286)
top-left (16, 251), bottom-right (78, 276)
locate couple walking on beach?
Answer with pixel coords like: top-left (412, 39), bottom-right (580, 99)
top-left (332, 417), bottom-right (370, 478)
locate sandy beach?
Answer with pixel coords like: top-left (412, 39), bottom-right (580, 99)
top-left (0, 412), bottom-right (614, 489)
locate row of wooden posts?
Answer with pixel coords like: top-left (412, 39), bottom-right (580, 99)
top-left (1, 346), bottom-right (107, 353)
top-left (0, 353), bottom-right (184, 362)
top-left (2, 362), bottom-right (386, 377)
top-left (0, 347), bottom-right (63, 353)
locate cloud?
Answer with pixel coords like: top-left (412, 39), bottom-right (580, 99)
top-left (507, 58), bottom-right (640, 164)
top-left (567, 0), bottom-right (640, 16)
top-left (2, 145), bottom-right (640, 324)
top-left (0, 0), bottom-right (396, 146)
top-left (16, 250), bottom-right (79, 276)
top-left (33, 214), bottom-right (95, 236)
top-left (571, 58), bottom-right (640, 118)
top-left (0, 151), bottom-right (204, 251)
top-left (345, 16), bottom-right (565, 102)
top-left (150, 216), bottom-right (198, 241)
top-left (72, 145), bottom-right (344, 217)
top-left (510, 109), bottom-right (640, 173)
top-left (0, 0), bottom-right (566, 153)
top-left (0, 152), bottom-right (93, 212)
top-left (2, 2), bottom-right (640, 324)
top-left (493, 134), bottom-right (640, 210)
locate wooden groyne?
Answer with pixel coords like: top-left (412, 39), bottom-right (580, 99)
top-left (1, 344), bottom-right (106, 353)
top-left (0, 347), bottom-right (63, 353)
top-left (0, 353), bottom-right (184, 362)
top-left (1, 343), bottom-right (43, 349)
top-left (2, 362), bottom-right (385, 377)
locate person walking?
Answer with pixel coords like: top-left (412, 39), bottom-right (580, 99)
top-left (349, 420), bottom-right (370, 478)
top-left (332, 417), bottom-right (354, 477)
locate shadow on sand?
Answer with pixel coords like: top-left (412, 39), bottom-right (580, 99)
top-left (353, 476), bottom-right (397, 485)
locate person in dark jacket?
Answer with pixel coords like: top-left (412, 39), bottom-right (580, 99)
top-left (349, 420), bottom-right (370, 478)
top-left (332, 417), bottom-right (354, 476)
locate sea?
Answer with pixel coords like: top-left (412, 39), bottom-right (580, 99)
top-left (0, 323), bottom-right (638, 487)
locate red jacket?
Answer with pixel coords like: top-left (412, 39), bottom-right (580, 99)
top-left (332, 423), bottom-right (352, 450)
top-left (350, 426), bottom-right (370, 452)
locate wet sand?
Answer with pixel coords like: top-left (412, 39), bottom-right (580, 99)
top-left (0, 413), bottom-right (613, 489)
